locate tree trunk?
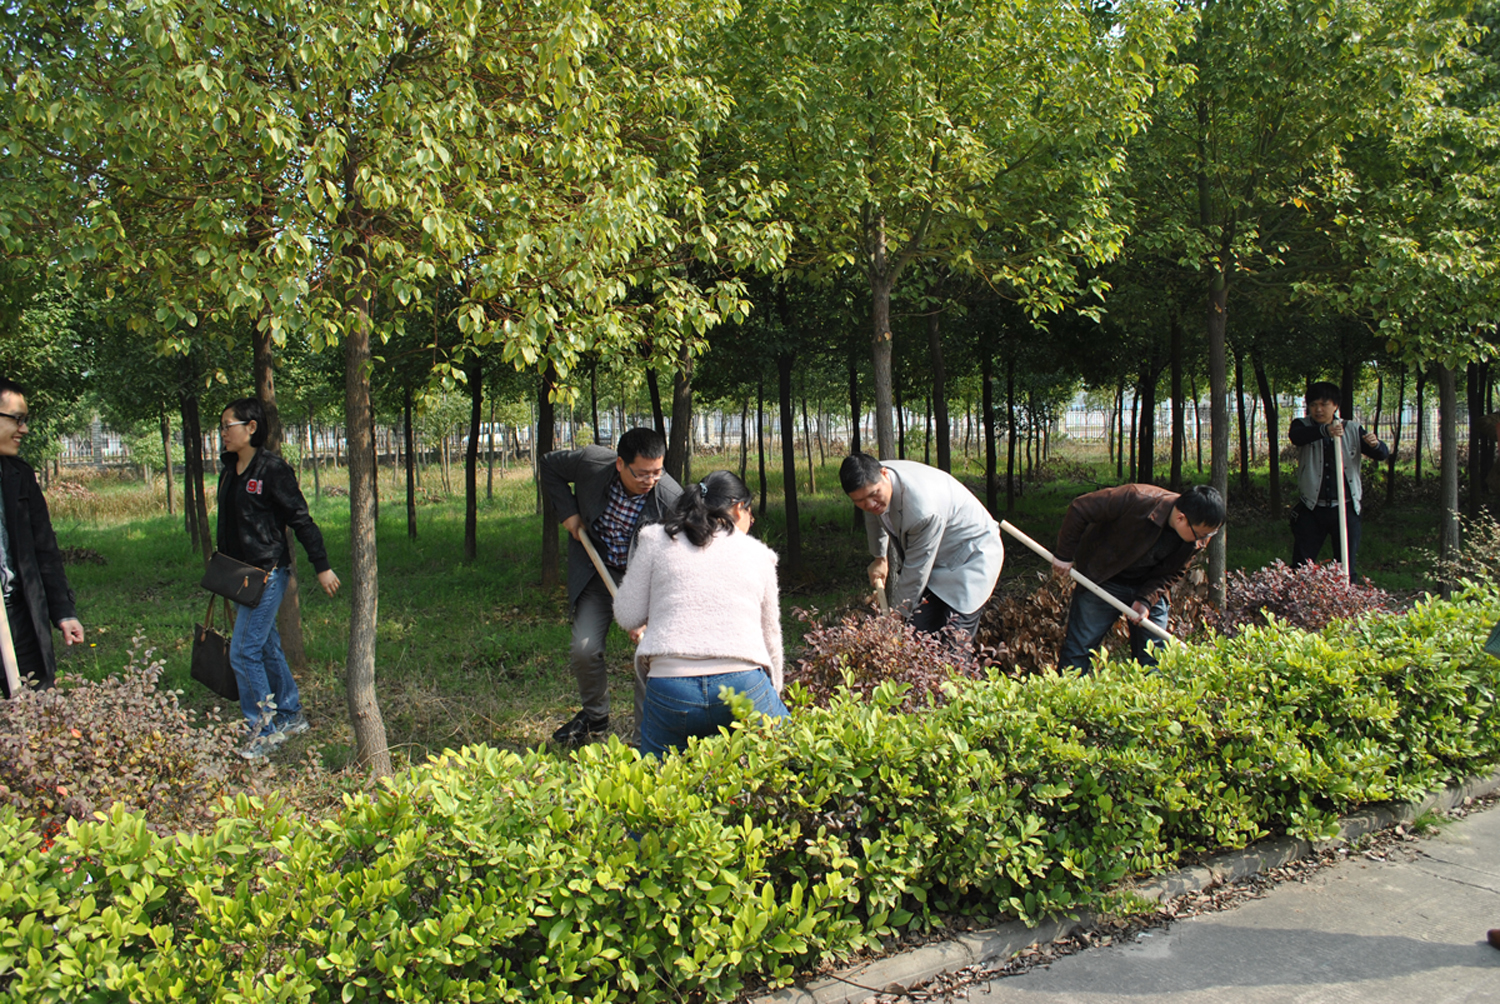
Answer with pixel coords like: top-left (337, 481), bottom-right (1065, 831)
top-left (739, 396), bottom-right (749, 484)
top-left (1170, 315), bottom-right (1185, 489)
top-left (160, 406), bottom-right (174, 516)
top-left (486, 396), bottom-right (496, 500)
top-left (590, 359), bottom-right (600, 446)
top-left (1438, 364), bottom-right (1460, 596)
top-left (923, 396), bottom-right (931, 465)
top-left (369, 400), bottom-right (379, 525)
top-left (1253, 352), bottom-right (1281, 512)
top-left (404, 387), bottom-right (417, 540)
top-left (929, 311), bottom-right (951, 472)
top-left (982, 350), bottom-right (997, 516)
top-left (1467, 361), bottom-right (1484, 516)
top-left (1191, 373), bottom-right (1204, 473)
top-left (756, 378), bottom-right (767, 518)
top-left (343, 269), bottom-right (393, 777)
top-left (868, 214), bottom-right (897, 459)
top-left (1388, 368), bottom-right (1406, 504)
top-left (848, 350), bottom-right (862, 455)
top-left (1340, 358), bottom-right (1358, 423)
top-left (1137, 362), bottom-right (1157, 485)
top-left (645, 367), bottom-right (666, 438)
top-left (1115, 379), bottom-right (1126, 480)
top-left (665, 342), bottom-right (693, 483)
top-left (1127, 383), bottom-right (1138, 482)
top-left (1416, 367), bottom-right (1427, 482)
top-left (778, 353), bottom-right (802, 578)
top-left (895, 381), bottom-right (906, 459)
top-left (1234, 349), bottom-right (1249, 495)
top-left (182, 388), bottom-right (213, 562)
top-left (801, 384), bottom-right (816, 494)
top-left (464, 353), bottom-right (483, 563)
top-left (1006, 352), bottom-right (1017, 512)
top-left (178, 390), bottom-right (199, 545)
top-left (1206, 274), bottom-right (1230, 606)
top-left (539, 366), bottom-right (560, 592)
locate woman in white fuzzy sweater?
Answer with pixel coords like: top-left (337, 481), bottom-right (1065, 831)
top-left (613, 469), bottom-right (787, 757)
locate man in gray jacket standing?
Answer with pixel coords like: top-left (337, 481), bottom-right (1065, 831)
top-left (840, 454), bottom-right (1003, 639)
top-left (540, 427), bottom-right (681, 747)
top-left (1289, 382), bottom-right (1389, 582)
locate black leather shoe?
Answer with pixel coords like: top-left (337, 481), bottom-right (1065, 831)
top-left (552, 710), bottom-right (609, 748)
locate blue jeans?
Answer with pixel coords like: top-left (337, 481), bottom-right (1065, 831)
top-left (640, 669), bottom-right (788, 759)
top-left (1058, 580), bottom-right (1170, 671)
top-left (230, 567), bottom-right (302, 736)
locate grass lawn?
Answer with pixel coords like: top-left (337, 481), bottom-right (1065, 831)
top-left (44, 444), bottom-right (1452, 771)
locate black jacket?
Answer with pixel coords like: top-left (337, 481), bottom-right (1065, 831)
top-left (1, 456), bottom-right (77, 689)
top-left (215, 450), bottom-right (331, 573)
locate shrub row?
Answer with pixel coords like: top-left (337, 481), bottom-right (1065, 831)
top-left (3, 585), bottom-right (1499, 1002)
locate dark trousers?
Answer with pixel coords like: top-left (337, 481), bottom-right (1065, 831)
top-left (908, 589), bottom-right (982, 639)
top-left (1058, 580), bottom-right (1170, 671)
top-left (1291, 500), bottom-right (1362, 582)
top-left (3, 593), bottom-right (47, 698)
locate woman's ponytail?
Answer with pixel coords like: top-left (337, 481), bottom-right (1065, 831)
top-left (662, 470), bottom-right (752, 546)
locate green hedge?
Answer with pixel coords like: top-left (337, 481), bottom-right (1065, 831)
top-left (4, 585), bottom-right (1499, 1002)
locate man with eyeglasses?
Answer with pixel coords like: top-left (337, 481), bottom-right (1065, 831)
top-left (540, 427), bottom-right (681, 747)
top-left (0, 378), bottom-right (84, 696)
top-left (1051, 483), bottom-right (1224, 671)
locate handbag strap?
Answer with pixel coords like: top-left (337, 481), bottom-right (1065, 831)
top-left (203, 595), bottom-right (238, 630)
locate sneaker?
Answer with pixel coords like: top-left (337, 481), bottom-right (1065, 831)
top-left (552, 710), bottom-right (609, 748)
top-left (238, 733), bottom-right (282, 760)
top-left (273, 711), bottom-right (310, 739)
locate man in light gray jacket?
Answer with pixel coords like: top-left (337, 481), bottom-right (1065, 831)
top-left (540, 427), bottom-right (682, 747)
top-left (1288, 382), bottom-right (1389, 582)
top-left (840, 454), bottom-right (1004, 638)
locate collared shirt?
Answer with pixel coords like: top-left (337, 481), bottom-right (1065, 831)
top-left (592, 474), bottom-right (649, 569)
top-left (0, 482), bottom-right (12, 599)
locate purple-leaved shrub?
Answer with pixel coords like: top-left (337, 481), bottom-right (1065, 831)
top-left (1204, 559), bottom-right (1396, 636)
top-left (790, 607), bottom-right (994, 711)
top-left (0, 634), bottom-right (264, 842)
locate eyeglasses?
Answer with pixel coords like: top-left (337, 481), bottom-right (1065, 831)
top-left (625, 464), bottom-right (664, 482)
top-left (220, 421), bottom-right (248, 433)
top-left (0, 412), bottom-right (29, 428)
top-left (1192, 524), bottom-right (1219, 544)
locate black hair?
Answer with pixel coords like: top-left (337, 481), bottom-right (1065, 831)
top-left (224, 397), bottom-right (268, 449)
top-left (1175, 484), bottom-right (1226, 528)
top-left (839, 453), bottom-right (884, 495)
top-left (1306, 381), bottom-right (1341, 407)
top-left (616, 426), bottom-right (666, 464)
top-left (661, 469), bottom-right (752, 547)
top-left (0, 377), bottom-right (27, 400)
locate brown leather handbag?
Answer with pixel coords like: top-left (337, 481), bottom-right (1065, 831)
top-left (200, 551), bottom-right (269, 608)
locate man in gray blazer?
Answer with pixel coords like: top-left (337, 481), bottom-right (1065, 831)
top-left (840, 454), bottom-right (1004, 638)
top-left (540, 427), bottom-right (682, 747)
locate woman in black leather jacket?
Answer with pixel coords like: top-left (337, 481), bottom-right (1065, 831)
top-left (216, 398), bottom-right (340, 759)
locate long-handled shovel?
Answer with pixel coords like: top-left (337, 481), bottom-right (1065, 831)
top-left (1334, 420), bottom-right (1350, 580)
top-left (0, 601), bottom-right (22, 699)
top-left (999, 519), bottom-right (1174, 643)
top-left (579, 532), bottom-right (618, 599)
top-left (871, 575), bottom-right (891, 613)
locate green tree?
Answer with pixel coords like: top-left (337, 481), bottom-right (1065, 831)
top-left (717, 0), bottom-right (1187, 457)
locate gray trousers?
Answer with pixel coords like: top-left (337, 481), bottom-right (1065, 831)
top-left (570, 570), bottom-right (648, 740)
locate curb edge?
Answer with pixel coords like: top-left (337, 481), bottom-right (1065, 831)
top-left (747, 767), bottom-right (1500, 1004)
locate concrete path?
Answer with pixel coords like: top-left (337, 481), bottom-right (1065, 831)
top-left (965, 805), bottom-right (1500, 1003)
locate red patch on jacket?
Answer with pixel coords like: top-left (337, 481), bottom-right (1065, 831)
top-left (245, 479), bottom-right (263, 495)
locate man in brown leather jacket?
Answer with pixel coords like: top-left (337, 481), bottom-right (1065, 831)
top-left (1052, 484), bottom-right (1224, 670)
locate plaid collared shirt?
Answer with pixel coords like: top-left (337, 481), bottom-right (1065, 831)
top-left (592, 474), bottom-right (649, 570)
